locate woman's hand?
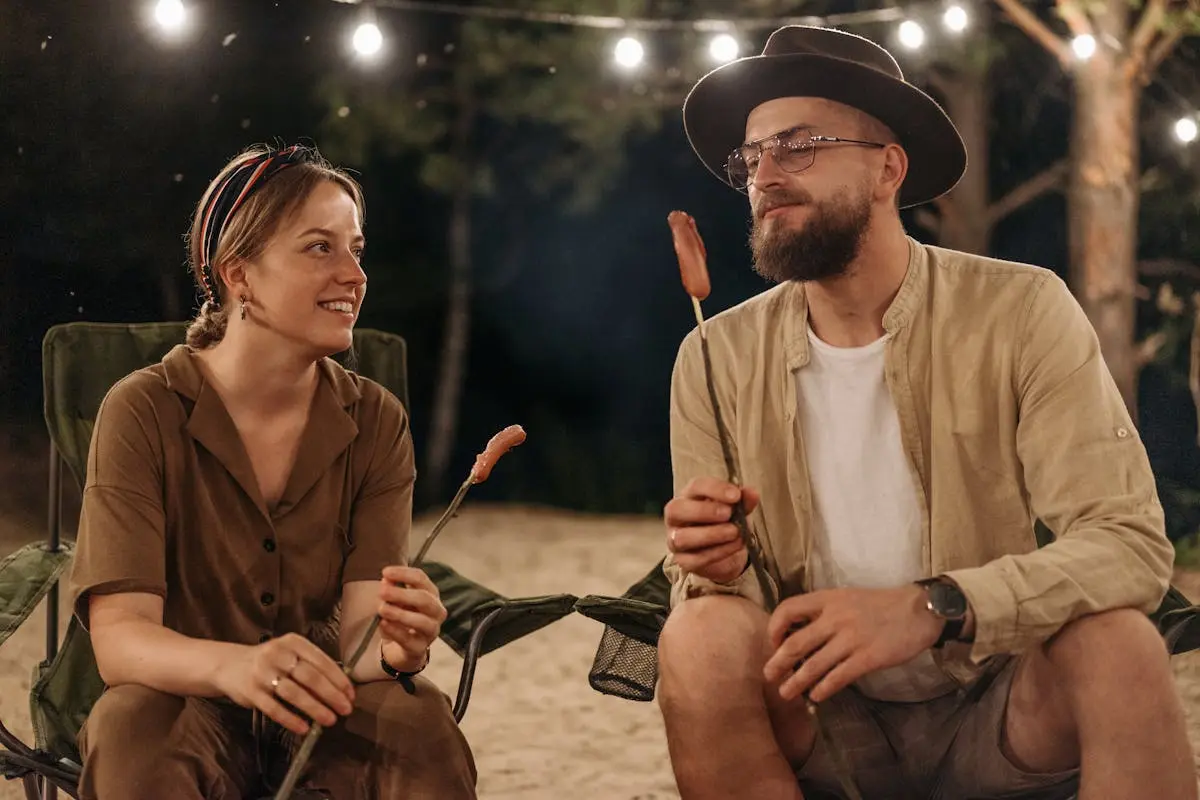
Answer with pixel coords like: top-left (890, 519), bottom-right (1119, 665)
top-left (215, 633), bottom-right (355, 735)
top-left (377, 565), bottom-right (447, 671)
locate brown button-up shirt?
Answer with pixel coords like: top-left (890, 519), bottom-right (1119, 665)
top-left (664, 237), bottom-right (1173, 683)
top-left (68, 344), bottom-right (415, 659)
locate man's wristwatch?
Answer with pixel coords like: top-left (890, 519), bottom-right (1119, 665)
top-left (916, 577), bottom-right (970, 648)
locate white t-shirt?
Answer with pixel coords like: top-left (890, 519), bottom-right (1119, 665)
top-left (795, 324), bottom-right (956, 702)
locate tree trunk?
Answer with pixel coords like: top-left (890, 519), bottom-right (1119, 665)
top-left (935, 24), bottom-right (993, 255)
top-left (1067, 4), bottom-right (1141, 416)
top-left (422, 96), bottom-right (477, 505)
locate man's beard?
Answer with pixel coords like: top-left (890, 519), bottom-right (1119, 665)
top-left (749, 185), bottom-right (872, 284)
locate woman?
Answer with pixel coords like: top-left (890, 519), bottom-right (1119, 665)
top-left (67, 143), bottom-right (478, 798)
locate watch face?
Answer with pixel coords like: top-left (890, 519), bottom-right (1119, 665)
top-left (928, 582), bottom-right (968, 618)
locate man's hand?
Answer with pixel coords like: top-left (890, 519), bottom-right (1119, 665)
top-left (762, 584), bottom-right (944, 704)
top-left (664, 476), bottom-right (760, 584)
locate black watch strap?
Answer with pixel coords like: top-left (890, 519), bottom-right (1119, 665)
top-left (935, 616), bottom-right (965, 648)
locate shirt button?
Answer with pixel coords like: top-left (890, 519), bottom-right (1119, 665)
top-left (1116, 427), bottom-right (1130, 439)
top-left (263, 538), bottom-right (276, 553)
top-left (261, 592), bottom-right (275, 606)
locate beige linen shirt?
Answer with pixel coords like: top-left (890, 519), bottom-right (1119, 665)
top-left (663, 236), bottom-right (1173, 683)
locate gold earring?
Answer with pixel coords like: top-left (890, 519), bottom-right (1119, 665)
top-left (240, 295), bottom-right (247, 321)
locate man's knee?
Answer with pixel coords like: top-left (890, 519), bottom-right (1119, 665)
top-left (659, 594), bottom-right (769, 669)
top-left (1044, 607), bottom-right (1169, 679)
top-left (656, 595), bottom-right (773, 717)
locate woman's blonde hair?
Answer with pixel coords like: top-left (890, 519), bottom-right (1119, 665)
top-left (184, 144), bottom-right (365, 349)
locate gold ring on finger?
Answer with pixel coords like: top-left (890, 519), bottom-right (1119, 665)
top-left (270, 675), bottom-right (282, 694)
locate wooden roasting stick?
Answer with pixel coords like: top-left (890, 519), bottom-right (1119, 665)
top-left (273, 425), bottom-right (527, 800)
top-left (666, 211), bottom-right (863, 800)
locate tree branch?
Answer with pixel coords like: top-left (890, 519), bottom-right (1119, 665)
top-left (1136, 330), bottom-right (1169, 368)
top-left (1129, 0), bottom-right (1168, 60)
top-left (1138, 259), bottom-right (1200, 281)
top-left (1056, 0), bottom-right (1095, 37)
top-left (992, 0), bottom-right (1073, 66)
top-left (985, 159), bottom-right (1068, 227)
top-left (1144, 26), bottom-right (1186, 79)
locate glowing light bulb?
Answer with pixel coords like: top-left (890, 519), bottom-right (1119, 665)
top-left (898, 20), bottom-right (925, 49)
top-left (1072, 34), bottom-right (1096, 60)
top-left (1175, 117), bottom-right (1198, 144)
top-left (943, 5), bottom-right (968, 32)
top-left (614, 36), bottom-right (644, 68)
top-left (153, 0), bottom-right (187, 33)
top-left (353, 22), bottom-right (383, 57)
top-left (709, 33), bottom-right (739, 63)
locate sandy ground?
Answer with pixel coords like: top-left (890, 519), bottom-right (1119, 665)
top-left (1, 502), bottom-right (1199, 798)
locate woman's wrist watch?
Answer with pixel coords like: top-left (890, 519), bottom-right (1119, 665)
top-left (916, 577), bottom-right (970, 648)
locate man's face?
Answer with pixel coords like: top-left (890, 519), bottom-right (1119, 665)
top-left (740, 97), bottom-right (880, 284)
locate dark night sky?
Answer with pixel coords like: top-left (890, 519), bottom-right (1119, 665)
top-left (4, 0), bottom-right (1200, 526)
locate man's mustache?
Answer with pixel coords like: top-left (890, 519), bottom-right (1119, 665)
top-left (754, 192), bottom-right (814, 220)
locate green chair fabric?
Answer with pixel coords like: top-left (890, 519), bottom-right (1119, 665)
top-left (40, 322), bottom-right (410, 488)
top-left (0, 320), bottom-right (577, 785)
top-left (426, 561), bottom-right (578, 659)
top-left (0, 542), bottom-right (74, 651)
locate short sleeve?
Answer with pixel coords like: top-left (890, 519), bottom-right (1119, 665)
top-left (342, 384), bottom-right (416, 584)
top-left (68, 374), bottom-right (169, 629)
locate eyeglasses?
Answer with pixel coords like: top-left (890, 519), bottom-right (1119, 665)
top-left (724, 126), bottom-right (887, 192)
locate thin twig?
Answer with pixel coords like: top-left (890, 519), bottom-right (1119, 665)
top-left (985, 159), bottom-right (1068, 227)
top-left (689, 297), bottom-right (862, 800)
top-left (274, 428), bottom-right (524, 799)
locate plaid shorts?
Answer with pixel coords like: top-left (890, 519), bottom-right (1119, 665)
top-left (797, 656), bottom-right (1080, 800)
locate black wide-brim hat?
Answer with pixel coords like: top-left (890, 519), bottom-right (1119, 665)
top-left (683, 25), bottom-right (967, 208)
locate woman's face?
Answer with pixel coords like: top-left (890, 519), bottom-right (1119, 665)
top-left (242, 179), bottom-right (367, 359)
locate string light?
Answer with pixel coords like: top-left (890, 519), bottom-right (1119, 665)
top-left (131, 0), bottom-right (1197, 150)
top-left (1176, 117), bottom-right (1199, 144)
top-left (352, 21), bottom-right (384, 57)
top-left (898, 20), bottom-right (926, 49)
top-left (328, 0), bottom-right (908, 30)
top-left (942, 4), bottom-right (968, 33)
top-left (1071, 34), bottom-right (1096, 60)
top-left (709, 33), bottom-right (740, 63)
top-left (153, 0), bottom-right (187, 34)
top-left (614, 36), bottom-right (644, 68)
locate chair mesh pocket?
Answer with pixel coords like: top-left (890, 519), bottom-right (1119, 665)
top-left (587, 624), bottom-right (659, 702)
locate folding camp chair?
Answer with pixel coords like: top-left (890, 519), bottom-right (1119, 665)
top-left (0, 321), bottom-right (579, 800)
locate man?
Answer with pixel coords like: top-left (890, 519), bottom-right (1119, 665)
top-left (657, 24), bottom-right (1195, 800)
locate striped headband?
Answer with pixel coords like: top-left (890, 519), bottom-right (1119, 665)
top-left (197, 144), bottom-right (311, 308)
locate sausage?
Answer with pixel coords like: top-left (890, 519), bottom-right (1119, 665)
top-left (472, 424), bottom-right (527, 482)
top-left (667, 210), bottom-right (711, 300)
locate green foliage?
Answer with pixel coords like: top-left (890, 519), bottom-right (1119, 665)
top-left (1176, 532), bottom-right (1200, 568)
